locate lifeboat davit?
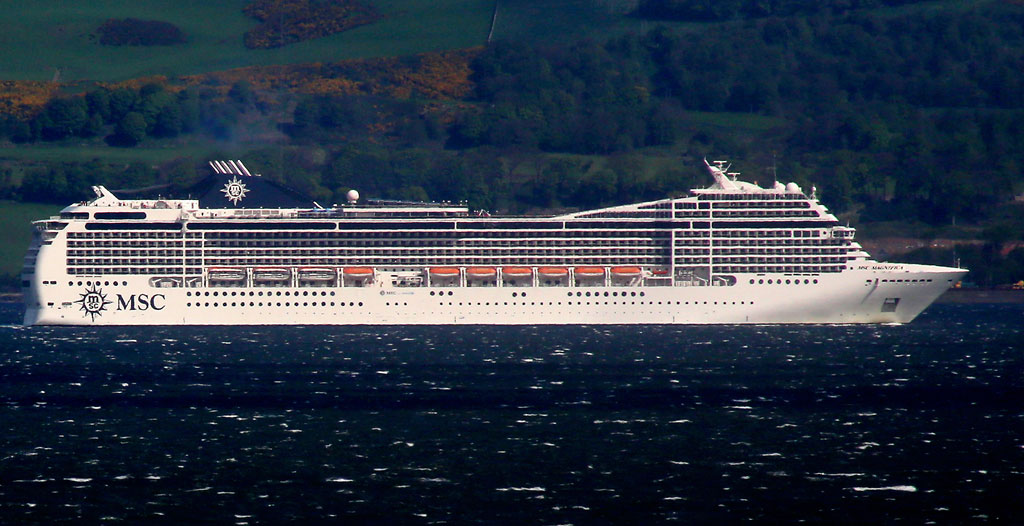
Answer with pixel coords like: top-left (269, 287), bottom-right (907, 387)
top-left (343, 267), bottom-right (374, 276)
top-left (501, 267), bottom-right (533, 277)
top-left (467, 267), bottom-right (497, 278)
top-left (208, 267), bottom-right (245, 281)
top-left (611, 266), bottom-right (642, 277)
top-left (538, 267), bottom-right (569, 277)
top-left (574, 266), bottom-right (605, 278)
top-left (429, 267), bottom-right (460, 277)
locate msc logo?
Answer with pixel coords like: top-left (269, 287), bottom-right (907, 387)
top-left (221, 176), bottom-right (249, 205)
top-left (75, 285), bottom-right (112, 321)
top-left (74, 286), bottom-right (166, 321)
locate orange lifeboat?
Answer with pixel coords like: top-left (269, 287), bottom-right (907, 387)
top-left (467, 267), bottom-right (497, 278)
top-left (429, 267), bottom-right (460, 277)
top-left (574, 266), bottom-right (605, 278)
top-left (611, 266), bottom-right (642, 277)
top-left (501, 267), bottom-right (533, 277)
top-left (343, 267), bottom-right (374, 276)
top-left (538, 267), bottom-right (569, 277)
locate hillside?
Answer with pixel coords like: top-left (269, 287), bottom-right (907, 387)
top-left (0, 0), bottom-right (1023, 287)
top-left (1, 0), bottom-right (492, 82)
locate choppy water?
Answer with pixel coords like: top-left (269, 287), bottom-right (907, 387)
top-left (0, 303), bottom-right (1021, 524)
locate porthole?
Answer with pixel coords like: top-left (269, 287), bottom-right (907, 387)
top-left (512, 292), bottom-right (517, 297)
top-left (749, 279), bottom-right (755, 284)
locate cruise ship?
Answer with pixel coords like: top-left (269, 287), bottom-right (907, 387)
top-left (21, 159), bottom-right (966, 325)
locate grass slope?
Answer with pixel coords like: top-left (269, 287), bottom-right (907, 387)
top-left (0, 201), bottom-right (61, 278)
top-left (1, 0), bottom-right (493, 82)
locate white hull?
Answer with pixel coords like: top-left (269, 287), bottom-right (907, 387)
top-left (25, 267), bottom-right (965, 326)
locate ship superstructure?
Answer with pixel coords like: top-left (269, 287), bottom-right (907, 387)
top-left (22, 160), bottom-right (966, 325)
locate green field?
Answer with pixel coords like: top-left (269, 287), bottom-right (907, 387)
top-left (0, 201), bottom-right (61, 278)
top-left (1, 0), bottom-right (493, 82)
top-left (0, 141), bottom-right (222, 164)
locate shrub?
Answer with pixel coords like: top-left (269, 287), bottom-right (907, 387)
top-left (242, 0), bottom-right (380, 49)
top-left (97, 18), bottom-right (186, 46)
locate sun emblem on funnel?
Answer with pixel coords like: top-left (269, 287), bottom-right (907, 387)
top-left (74, 284), bottom-right (112, 322)
top-left (221, 176), bottom-right (249, 205)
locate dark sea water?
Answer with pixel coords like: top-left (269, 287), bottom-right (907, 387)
top-left (0, 303), bottom-right (1021, 525)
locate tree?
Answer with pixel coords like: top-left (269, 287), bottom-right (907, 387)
top-left (20, 167), bottom-right (68, 202)
top-left (154, 104), bottom-right (183, 137)
top-left (86, 89), bottom-right (112, 121)
top-left (39, 97), bottom-right (89, 140)
top-left (113, 112), bottom-right (147, 146)
top-left (81, 112), bottom-right (105, 138)
top-left (108, 88), bottom-right (138, 123)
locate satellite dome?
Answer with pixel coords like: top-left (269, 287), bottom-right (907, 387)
top-left (346, 189), bottom-right (360, 204)
top-left (785, 182), bottom-right (801, 194)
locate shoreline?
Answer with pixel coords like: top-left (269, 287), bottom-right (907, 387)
top-left (933, 288), bottom-right (1024, 304)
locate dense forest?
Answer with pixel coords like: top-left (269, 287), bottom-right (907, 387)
top-left (635, 0), bottom-right (931, 21)
top-left (2, 1), bottom-right (1024, 285)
